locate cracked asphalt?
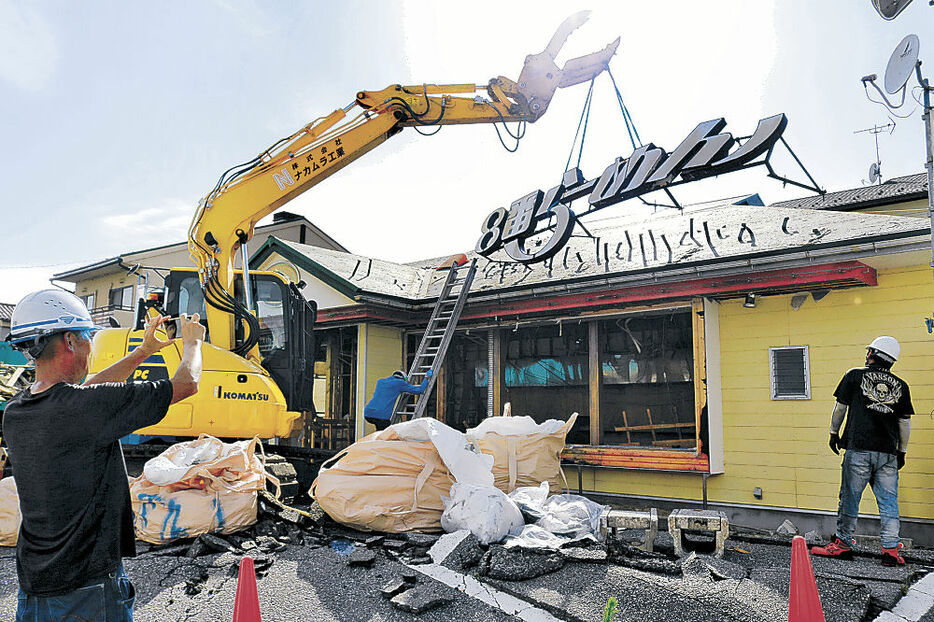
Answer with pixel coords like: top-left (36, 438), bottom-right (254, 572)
top-left (1, 529), bottom-right (932, 621)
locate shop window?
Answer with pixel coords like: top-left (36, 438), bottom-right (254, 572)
top-left (503, 323), bottom-right (589, 444)
top-left (108, 285), bottom-right (135, 310)
top-left (441, 332), bottom-right (488, 431)
top-left (598, 312), bottom-right (695, 448)
top-left (769, 346), bottom-right (810, 400)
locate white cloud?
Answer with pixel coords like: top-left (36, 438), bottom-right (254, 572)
top-left (99, 198), bottom-right (192, 247)
top-left (0, 0), bottom-right (58, 91)
top-left (0, 267), bottom-right (77, 303)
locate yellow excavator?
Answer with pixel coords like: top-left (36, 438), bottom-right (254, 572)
top-left (87, 12), bottom-right (618, 485)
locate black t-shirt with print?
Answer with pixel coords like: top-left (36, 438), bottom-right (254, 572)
top-left (834, 365), bottom-right (913, 455)
top-left (4, 380), bottom-right (173, 596)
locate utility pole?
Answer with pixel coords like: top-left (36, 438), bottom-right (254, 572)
top-left (921, 67), bottom-right (934, 274)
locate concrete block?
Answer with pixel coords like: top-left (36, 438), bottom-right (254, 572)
top-left (667, 509), bottom-right (729, 559)
top-left (600, 508), bottom-right (658, 552)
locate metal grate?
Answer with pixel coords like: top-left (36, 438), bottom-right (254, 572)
top-left (769, 346), bottom-right (810, 400)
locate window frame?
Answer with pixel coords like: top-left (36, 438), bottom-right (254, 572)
top-left (108, 285), bottom-right (135, 310)
top-left (768, 345), bottom-right (811, 401)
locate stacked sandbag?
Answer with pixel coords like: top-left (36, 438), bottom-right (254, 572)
top-left (0, 477), bottom-right (21, 547)
top-left (130, 435), bottom-right (273, 545)
top-left (467, 413), bottom-right (578, 494)
top-left (311, 418), bottom-right (493, 533)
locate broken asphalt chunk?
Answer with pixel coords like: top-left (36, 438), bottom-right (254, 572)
top-left (201, 534), bottom-right (239, 554)
top-left (560, 546), bottom-right (608, 563)
top-left (365, 535), bottom-right (385, 548)
top-left (185, 538), bottom-right (207, 558)
top-left (402, 571), bottom-right (418, 584)
top-left (381, 579), bottom-right (409, 599)
top-left (480, 545), bottom-right (566, 581)
top-left (428, 531), bottom-right (485, 571)
top-left (346, 548), bottom-right (378, 567)
top-left (405, 532), bottom-right (440, 547)
top-left (383, 539), bottom-right (408, 551)
top-left (390, 584), bottom-right (454, 614)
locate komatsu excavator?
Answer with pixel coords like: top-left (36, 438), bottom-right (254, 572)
top-left (87, 13), bottom-right (618, 484)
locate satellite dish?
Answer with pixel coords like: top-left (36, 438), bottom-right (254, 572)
top-left (869, 162), bottom-right (881, 183)
top-left (884, 34), bottom-right (920, 94)
top-left (872, 0), bottom-right (915, 20)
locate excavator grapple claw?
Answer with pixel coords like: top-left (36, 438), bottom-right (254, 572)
top-left (515, 11), bottom-right (619, 120)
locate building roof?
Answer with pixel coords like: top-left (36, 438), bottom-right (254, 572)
top-left (771, 172), bottom-right (928, 211)
top-left (252, 202), bottom-right (930, 307)
top-left (52, 214), bottom-right (346, 282)
top-left (0, 303), bottom-right (14, 322)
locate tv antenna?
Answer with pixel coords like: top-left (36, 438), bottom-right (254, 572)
top-left (854, 122), bottom-right (895, 185)
top-left (861, 34), bottom-right (934, 277)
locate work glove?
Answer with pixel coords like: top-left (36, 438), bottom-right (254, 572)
top-left (829, 433), bottom-right (841, 455)
top-left (426, 369), bottom-right (433, 378)
top-left (897, 451), bottom-right (906, 470)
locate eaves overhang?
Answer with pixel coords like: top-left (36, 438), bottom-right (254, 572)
top-left (250, 237), bottom-right (361, 300)
top-left (52, 257), bottom-right (123, 283)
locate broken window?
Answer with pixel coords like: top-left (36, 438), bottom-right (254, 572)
top-left (502, 323), bottom-right (589, 444)
top-left (440, 332), bottom-right (489, 432)
top-left (306, 326), bottom-right (356, 450)
top-left (598, 312), bottom-right (696, 448)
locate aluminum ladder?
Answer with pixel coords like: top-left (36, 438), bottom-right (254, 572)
top-left (391, 258), bottom-right (477, 423)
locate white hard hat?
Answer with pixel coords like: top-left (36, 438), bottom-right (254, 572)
top-left (866, 335), bottom-right (900, 363)
top-left (9, 289), bottom-right (103, 346)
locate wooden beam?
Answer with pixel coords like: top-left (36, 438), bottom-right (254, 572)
top-left (588, 321), bottom-right (600, 446)
top-left (491, 329), bottom-right (504, 417)
top-left (692, 297), bottom-right (706, 451)
top-left (614, 422), bottom-right (694, 432)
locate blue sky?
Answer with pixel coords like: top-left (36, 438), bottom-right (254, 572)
top-left (1, 1), bottom-right (932, 301)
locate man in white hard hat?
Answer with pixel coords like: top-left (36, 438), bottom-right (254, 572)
top-left (812, 336), bottom-right (913, 566)
top-left (3, 289), bottom-right (205, 621)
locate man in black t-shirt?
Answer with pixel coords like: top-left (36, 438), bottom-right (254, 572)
top-left (812, 336), bottom-right (913, 567)
top-left (4, 289), bottom-right (205, 621)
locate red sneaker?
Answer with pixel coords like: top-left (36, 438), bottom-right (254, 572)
top-left (881, 543), bottom-right (905, 566)
top-left (811, 536), bottom-right (854, 560)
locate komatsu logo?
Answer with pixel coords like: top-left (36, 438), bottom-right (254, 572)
top-left (213, 386), bottom-right (270, 402)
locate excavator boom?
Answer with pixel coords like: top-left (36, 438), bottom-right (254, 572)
top-left (189, 12), bottom-right (618, 355)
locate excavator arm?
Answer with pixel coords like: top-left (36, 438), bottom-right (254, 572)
top-left (189, 11), bottom-right (619, 354)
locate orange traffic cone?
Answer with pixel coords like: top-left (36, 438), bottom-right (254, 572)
top-left (232, 556), bottom-right (262, 622)
top-left (789, 535), bottom-right (825, 622)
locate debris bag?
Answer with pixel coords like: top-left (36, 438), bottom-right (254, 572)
top-left (504, 492), bottom-right (608, 549)
top-left (508, 481), bottom-right (550, 522)
top-left (466, 413), bottom-right (578, 494)
top-left (536, 494), bottom-right (607, 539)
top-left (130, 435), bottom-right (274, 545)
top-left (0, 477), bottom-right (21, 547)
top-left (310, 419), bottom-right (493, 533)
top-left (441, 483), bottom-right (524, 545)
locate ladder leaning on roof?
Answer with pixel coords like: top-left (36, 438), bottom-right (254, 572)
top-left (390, 257), bottom-right (478, 424)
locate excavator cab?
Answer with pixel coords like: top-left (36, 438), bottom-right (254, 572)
top-left (160, 268), bottom-right (317, 414)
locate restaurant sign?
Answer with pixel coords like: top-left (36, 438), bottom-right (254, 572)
top-left (475, 113), bottom-right (805, 264)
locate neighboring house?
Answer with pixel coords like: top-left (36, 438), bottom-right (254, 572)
top-left (52, 212), bottom-right (346, 328)
top-left (250, 173), bottom-right (933, 540)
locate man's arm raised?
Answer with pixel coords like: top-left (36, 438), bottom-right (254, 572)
top-left (171, 314), bottom-right (205, 404)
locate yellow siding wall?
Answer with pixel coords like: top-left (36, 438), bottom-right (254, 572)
top-left (355, 324), bottom-right (404, 439)
top-left (579, 264), bottom-right (934, 520)
top-left (861, 199), bottom-right (928, 219)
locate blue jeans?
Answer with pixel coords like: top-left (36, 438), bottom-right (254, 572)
top-left (835, 450), bottom-right (900, 548)
top-left (16, 563), bottom-right (135, 622)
